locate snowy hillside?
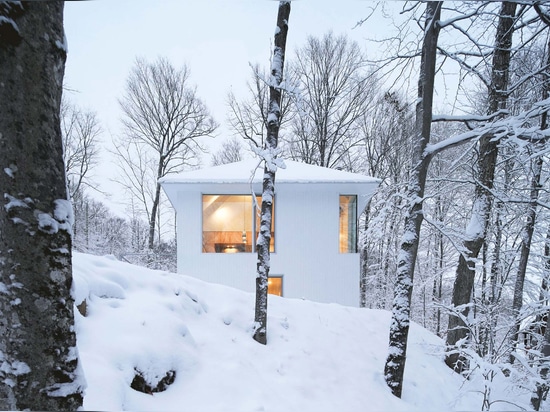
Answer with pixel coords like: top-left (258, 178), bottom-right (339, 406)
top-left (72, 253), bottom-right (526, 411)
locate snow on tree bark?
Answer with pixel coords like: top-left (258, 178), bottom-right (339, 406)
top-left (509, 154), bottom-right (544, 359)
top-left (383, 2), bottom-right (441, 398)
top-left (0, 2), bottom-right (84, 410)
top-left (532, 228), bottom-right (550, 410)
top-left (253, 1), bottom-right (291, 345)
top-left (445, 1), bottom-right (517, 372)
top-left (528, 29), bottom-right (550, 410)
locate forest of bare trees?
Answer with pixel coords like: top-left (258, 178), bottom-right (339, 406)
top-left (5, 0), bottom-right (550, 409)
top-left (61, 3), bottom-right (550, 405)
top-left (359, 2), bottom-right (550, 406)
top-left (67, 2), bottom-right (550, 407)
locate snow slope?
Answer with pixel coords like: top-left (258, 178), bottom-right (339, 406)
top-left (72, 253), bottom-right (525, 411)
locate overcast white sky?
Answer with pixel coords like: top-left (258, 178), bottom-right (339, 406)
top-left (63, 1), bottom-right (397, 142)
top-left (62, 1), bottom-right (403, 210)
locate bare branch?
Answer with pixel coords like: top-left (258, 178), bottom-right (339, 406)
top-left (116, 57), bottom-right (218, 249)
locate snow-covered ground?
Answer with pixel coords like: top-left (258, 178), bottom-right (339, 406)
top-left (72, 253), bottom-right (531, 411)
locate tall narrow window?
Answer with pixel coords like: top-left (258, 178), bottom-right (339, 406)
top-left (202, 195), bottom-right (275, 253)
top-left (339, 195), bottom-right (357, 253)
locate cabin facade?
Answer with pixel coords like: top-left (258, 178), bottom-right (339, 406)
top-left (160, 159), bottom-right (379, 307)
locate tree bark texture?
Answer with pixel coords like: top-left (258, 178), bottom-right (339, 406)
top-left (445, 1), bottom-right (517, 372)
top-left (529, 33), bottom-right (550, 410)
top-left (0, 2), bottom-right (83, 410)
top-left (532, 228), bottom-right (550, 410)
top-left (360, 206), bottom-right (370, 308)
top-left (253, 1), bottom-right (291, 345)
top-left (384, 1), bottom-right (441, 398)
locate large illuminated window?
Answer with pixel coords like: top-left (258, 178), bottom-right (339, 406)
top-left (202, 195), bottom-right (275, 253)
top-left (339, 195), bottom-right (357, 253)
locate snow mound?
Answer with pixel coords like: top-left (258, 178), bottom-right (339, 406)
top-left (73, 252), bottom-right (487, 411)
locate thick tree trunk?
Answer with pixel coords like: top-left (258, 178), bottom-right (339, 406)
top-left (0, 2), bottom-right (83, 410)
top-left (384, 2), bottom-right (441, 398)
top-left (253, 1), bottom-right (290, 345)
top-left (445, 1), bottom-right (517, 372)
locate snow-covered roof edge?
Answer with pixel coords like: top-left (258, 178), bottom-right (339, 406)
top-left (160, 159), bottom-right (381, 185)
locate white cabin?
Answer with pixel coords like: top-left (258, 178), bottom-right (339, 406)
top-left (160, 159), bottom-right (379, 307)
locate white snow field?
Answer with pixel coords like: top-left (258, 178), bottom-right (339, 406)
top-left (72, 252), bottom-right (531, 411)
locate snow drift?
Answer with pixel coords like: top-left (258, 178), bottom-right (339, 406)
top-left (72, 252), bottom-right (522, 411)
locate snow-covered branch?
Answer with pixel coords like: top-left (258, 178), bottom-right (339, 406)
top-left (432, 109), bottom-right (509, 123)
top-left (426, 98), bottom-right (550, 157)
top-left (436, 7), bottom-right (480, 28)
top-left (251, 145), bottom-right (286, 173)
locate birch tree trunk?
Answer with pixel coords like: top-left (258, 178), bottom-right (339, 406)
top-left (445, 1), bottom-right (517, 371)
top-left (0, 2), bottom-right (83, 410)
top-left (384, 1), bottom-right (441, 398)
top-left (253, 1), bottom-right (291, 345)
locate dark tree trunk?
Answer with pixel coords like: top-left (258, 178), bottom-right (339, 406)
top-left (360, 206), bottom-right (370, 308)
top-left (0, 2), bottom-right (83, 410)
top-left (532, 228), bottom-right (550, 410)
top-left (384, 2), bottom-right (441, 398)
top-left (509, 156), bottom-right (543, 361)
top-left (149, 182), bottom-right (162, 250)
top-left (253, 1), bottom-right (291, 345)
top-left (445, 1), bottom-right (517, 372)
top-left (148, 154), bottom-right (166, 250)
top-left (529, 32), bottom-right (550, 411)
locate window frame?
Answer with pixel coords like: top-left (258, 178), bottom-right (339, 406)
top-left (268, 275), bottom-right (283, 297)
top-left (201, 194), bottom-right (275, 254)
top-left (339, 194), bottom-right (358, 254)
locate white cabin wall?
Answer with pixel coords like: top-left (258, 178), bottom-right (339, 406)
top-left (273, 185), bottom-right (359, 306)
top-left (176, 185), bottom-right (262, 293)
top-left (172, 182), bottom-right (376, 307)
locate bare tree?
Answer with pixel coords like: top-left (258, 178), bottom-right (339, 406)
top-left (60, 97), bottom-right (101, 200)
top-left (60, 97), bottom-right (101, 243)
top-left (359, 92), bottom-right (414, 309)
top-left (227, 63), bottom-right (295, 150)
top-left (0, 2), bottom-right (83, 409)
top-left (445, 1), bottom-right (518, 371)
top-left (287, 32), bottom-right (375, 171)
top-left (383, 1), bottom-right (442, 398)
top-left (532, 227), bottom-right (550, 410)
top-left (211, 137), bottom-right (244, 166)
top-left (117, 57), bottom-right (218, 249)
top-left (358, 92), bottom-right (414, 183)
top-left (253, 1), bottom-right (291, 345)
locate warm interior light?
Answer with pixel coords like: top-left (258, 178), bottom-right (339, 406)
top-left (339, 195), bottom-right (357, 253)
top-left (267, 277), bottom-right (282, 296)
top-left (202, 194), bottom-right (274, 253)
